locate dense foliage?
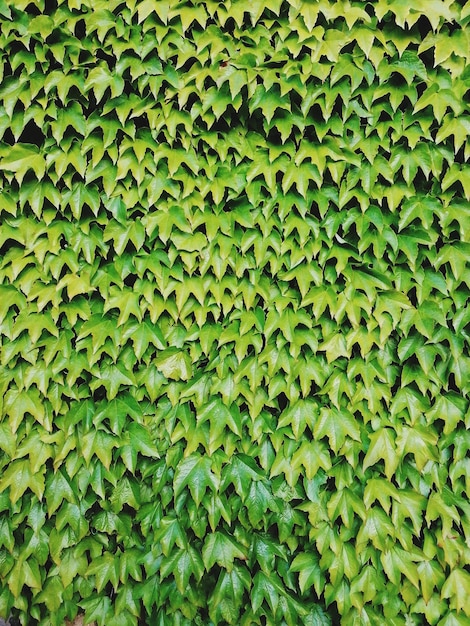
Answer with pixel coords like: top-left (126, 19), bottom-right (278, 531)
top-left (1, 0), bottom-right (470, 624)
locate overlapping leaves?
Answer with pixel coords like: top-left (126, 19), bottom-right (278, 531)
top-left (1, 0), bottom-right (470, 625)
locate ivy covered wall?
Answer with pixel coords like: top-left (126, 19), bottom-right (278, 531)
top-left (1, 1), bottom-right (470, 625)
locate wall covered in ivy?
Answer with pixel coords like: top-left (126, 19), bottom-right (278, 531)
top-left (1, 0), bottom-right (470, 624)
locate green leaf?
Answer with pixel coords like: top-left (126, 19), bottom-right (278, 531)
top-left (364, 478), bottom-right (399, 513)
top-left (85, 65), bottom-right (124, 102)
top-left (197, 398), bottom-right (242, 438)
top-left (318, 333), bottom-right (349, 363)
top-left (81, 595), bottom-right (112, 625)
top-left (209, 565), bottom-right (251, 625)
top-left (398, 196), bottom-right (439, 231)
top-left (0, 459), bottom-right (45, 503)
top-left (395, 424), bottom-right (438, 471)
top-left (436, 116), bottom-right (470, 153)
top-left (127, 422), bottom-right (160, 458)
top-left (363, 427), bottom-right (398, 480)
top-left (381, 545), bottom-right (421, 589)
top-left (426, 492), bottom-right (461, 540)
top-left (277, 399), bottom-right (317, 440)
top-left (45, 469), bottom-right (76, 515)
top-left (160, 545), bottom-right (204, 593)
top-left (123, 319), bottom-right (166, 360)
top-left (80, 429), bottom-right (119, 469)
top-left (86, 552), bottom-right (120, 593)
top-left (441, 569), bottom-right (470, 614)
top-left (385, 51), bottom-right (427, 85)
top-left (292, 440), bottom-right (332, 479)
top-left (202, 531), bottom-right (247, 571)
top-left (0, 144), bottom-right (46, 183)
top-left (4, 387), bottom-right (50, 433)
top-left (94, 394), bottom-right (143, 436)
top-left (418, 560), bottom-right (445, 604)
top-left (290, 553), bottom-right (324, 596)
top-left (327, 488), bottom-right (365, 530)
top-left (251, 570), bottom-right (284, 615)
top-left (414, 85), bottom-right (464, 123)
top-left (173, 454), bottom-right (219, 506)
top-left (397, 333), bottom-right (425, 362)
top-left (246, 480), bottom-right (280, 527)
top-left (93, 363), bottom-right (136, 400)
top-left (155, 349), bottom-right (193, 381)
top-left (221, 454), bottom-right (265, 500)
top-left (314, 407), bottom-right (361, 454)
top-left (426, 394), bottom-right (466, 434)
top-left (0, 0), bottom-right (11, 18)
top-left (103, 288), bottom-right (143, 326)
top-left (250, 85), bottom-right (291, 124)
top-left (154, 517), bottom-right (186, 556)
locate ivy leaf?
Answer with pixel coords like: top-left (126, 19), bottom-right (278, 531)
top-left (399, 301), bottom-right (448, 340)
top-left (160, 545), bottom-right (204, 593)
top-left (197, 397), bottom-right (242, 438)
top-left (81, 595), bottom-right (112, 626)
top-left (103, 288), bottom-right (143, 326)
top-left (0, 144), bottom-right (46, 183)
top-left (251, 570), bottom-right (287, 615)
top-left (436, 116), bottom-right (470, 153)
top-left (398, 196), bottom-right (439, 231)
top-left (221, 454), bottom-right (265, 500)
top-left (140, 367), bottom-right (166, 403)
top-left (364, 478), bottom-right (399, 513)
top-left (384, 51), bottom-right (427, 85)
top-left (414, 85), bottom-right (463, 123)
top-left (318, 333), bottom-right (349, 363)
top-left (363, 427), bottom-right (398, 480)
top-left (85, 65), bottom-right (124, 102)
top-left (0, 423), bottom-right (16, 457)
top-left (441, 569), bottom-right (470, 614)
top-left (436, 243), bottom-right (470, 281)
top-left (209, 565), bottom-right (251, 625)
top-left (123, 319), bottom-right (166, 360)
top-left (277, 399), bottom-right (317, 440)
top-left (155, 349), bottom-right (193, 381)
top-left (126, 422), bottom-right (160, 458)
top-left (80, 429), bottom-right (119, 469)
top-left (45, 468), bottom-right (76, 515)
top-left (426, 394), bottom-right (466, 434)
top-left (202, 531), bottom-right (247, 571)
top-left (154, 517), bottom-right (186, 556)
top-left (250, 85), bottom-right (292, 124)
top-left (395, 424), bottom-right (438, 471)
top-left (292, 441), bottom-right (332, 479)
top-left (86, 552), bottom-right (120, 593)
top-left (0, 0), bottom-right (11, 19)
top-left (397, 333), bottom-right (425, 362)
top-left (418, 560), bottom-right (445, 604)
top-left (173, 454), bottom-right (219, 506)
top-left (93, 363), bottom-right (136, 400)
top-left (327, 488), bottom-right (365, 530)
top-left (94, 393), bottom-right (143, 436)
top-left (76, 315), bottom-right (121, 354)
top-left (4, 388), bottom-right (47, 433)
top-left (246, 480), bottom-right (280, 527)
top-left (290, 553), bottom-right (324, 596)
top-left (0, 459), bottom-right (45, 503)
top-left (314, 407), bottom-right (361, 454)
top-left (381, 546), bottom-right (421, 589)
top-left (426, 492), bottom-right (461, 540)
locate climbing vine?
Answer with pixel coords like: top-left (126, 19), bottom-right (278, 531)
top-left (1, 1), bottom-right (470, 624)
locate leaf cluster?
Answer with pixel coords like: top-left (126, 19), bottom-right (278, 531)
top-left (1, 1), bottom-right (470, 625)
